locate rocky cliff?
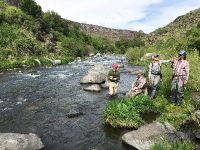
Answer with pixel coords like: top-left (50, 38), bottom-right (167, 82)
top-left (4, 0), bottom-right (20, 7)
top-left (71, 22), bottom-right (142, 41)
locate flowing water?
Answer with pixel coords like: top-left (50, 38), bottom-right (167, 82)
top-left (0, 55), bottom-right (142, 150)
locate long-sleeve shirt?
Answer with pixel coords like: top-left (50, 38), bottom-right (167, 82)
top-left (171, 59), bottom-right (189, 80)
top-left (108, 69), bottom-right (120, 82)
top-left (148, 60), bottom-right (170, 79)
top-left (132, 75), bottom-right (146, 89)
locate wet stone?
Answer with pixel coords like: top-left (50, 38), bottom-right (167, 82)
top-left (84, 84), bottom-right (101, 92)
top-left (194, 129), bottom-right (200, 139)
top-left (67, 106), bottom-right (83, 118)
top-left (26, 106), bottom-right (41, 113)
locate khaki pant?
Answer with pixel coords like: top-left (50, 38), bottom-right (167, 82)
top-left (126, 88), bottom-right (148, 97)
top-left (109, 82), bottom-right (118, 96)
top-left (170, 78), bottom-right (184, 104)
top-left (150, 74), bottom-right (161, 98)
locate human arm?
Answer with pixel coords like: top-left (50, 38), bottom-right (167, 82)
top-left (134, 78), bottom-right (146, 90)
top-left (184, 61), bottom-right (189, 84)
top-left (159, 60), bottom-right (171, 64)
top-left (148, 64), bottom-right (151, 81)
top-left (113, 71), bottom-right (120, 81)
top-left (108, 70), bottom-right (113, 80)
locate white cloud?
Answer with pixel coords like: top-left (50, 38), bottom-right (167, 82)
top-left (125, 1), bottom-right (200, 33)
top-left (35, 0), bottom-right (200, 33)
top-left (35, 0), bottom-right (162, 29)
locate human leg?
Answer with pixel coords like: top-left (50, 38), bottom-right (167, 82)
top-left (177, 78), bottom-right (184, 104)
top-left (170, 79), bottom-right (178, 103)
top-left (109, 82), bottom-right (115, 95)
top-left (150, 75), bottom-right (160, 98)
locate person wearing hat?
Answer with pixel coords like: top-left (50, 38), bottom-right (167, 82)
top-left (170, 50), bottom-right (189, 104)
top-left (126, 70), bottom-right (147, 97)
top-left (108, 63), bottom-right (120, 96)
top-left (148, 54), bottom-right (170, 99)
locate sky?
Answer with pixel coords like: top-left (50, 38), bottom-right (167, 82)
top-left (35, 0), bottom-right (200, 33)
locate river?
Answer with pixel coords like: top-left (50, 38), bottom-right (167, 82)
top-left (0, 55), bottom-right (142, 150)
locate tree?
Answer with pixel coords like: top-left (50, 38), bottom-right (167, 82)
top-left (20, 0), bottom-right (42, 18)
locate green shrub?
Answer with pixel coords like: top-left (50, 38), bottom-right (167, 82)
top-left (103, 95), bottom-right (161, 128)
top-left (43, 11), bottom-right (69, 36)
top-left (126, 47), bottom-right (147, 63)
top-left (20, 0), bottom-right (42, 18)
top-left (150, 140), bottom-right (195, 150)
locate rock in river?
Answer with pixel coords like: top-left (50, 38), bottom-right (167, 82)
top-left (80, 64), bottom-right (109, 84)
top-left (0, 133), bottom-right (44, 150)
top-left (84, 84), bottom-right (101, 92)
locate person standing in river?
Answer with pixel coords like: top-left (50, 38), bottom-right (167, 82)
top-left (108, 63), bottom-right (120, 96)
top-left (148, 54), bottom-right (170, 99)
top-left (170, 50), bottom-right (189, 105)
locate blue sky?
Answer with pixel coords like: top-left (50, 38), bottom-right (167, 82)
top-left (35, 0), bottom-right (200, 33)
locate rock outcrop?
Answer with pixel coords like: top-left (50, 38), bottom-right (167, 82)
top-left (69, 21), bottom-right (143, 41)
top-left (122, 122), bottom-right (177, 150)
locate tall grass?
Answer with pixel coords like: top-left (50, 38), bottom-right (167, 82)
top-left (150, 140), bottom-right (196, 150)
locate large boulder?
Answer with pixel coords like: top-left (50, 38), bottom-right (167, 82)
top-left (122, 122), bottom-right (176, 150)
top-left (0, 133), bottom-right (44, 150)
top-left (192, 92), bottom-right (200, 108)
top-left (84, 84), bottom-right (101, 92)
top-left (80, 65), bottom-right (109, 84)
top-left (101, 78), bottom-right (109, 89)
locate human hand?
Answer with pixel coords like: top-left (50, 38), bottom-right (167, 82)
top-left (148, 79), bottom-right (151, 84)
top-left (184, 80), bottom-right (188, 85)
top-left (170, 57), bottom-right (177, 62)
top-left (132, 87), bottom-right (137, 91)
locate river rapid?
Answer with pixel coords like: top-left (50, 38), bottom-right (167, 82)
top-left (0, 55), bottom-right (142, 150)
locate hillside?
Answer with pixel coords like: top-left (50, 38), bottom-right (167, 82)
top-left (146, 8), bottom-right (200, 45)
top-left (5, 0), bottom-right (142, 41)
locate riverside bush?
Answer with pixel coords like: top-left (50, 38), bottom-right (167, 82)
top-left (103, 95), bottom-right (161, 128)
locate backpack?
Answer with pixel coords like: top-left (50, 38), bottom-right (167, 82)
top-left (151, 62), bottom-right (161, 75)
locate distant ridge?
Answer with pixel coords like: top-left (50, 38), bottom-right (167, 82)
top-left (69, 21), bottom-right (143, 41)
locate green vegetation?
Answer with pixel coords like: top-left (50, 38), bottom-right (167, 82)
top-left (150, 140), bottom-right (196, 150)
top-left (115, 37), bottom-right (145, 54)
top-left (104, 8), bottom-right (200, 130)
top-left (0, 0), bottom-right (121, 70)
top-left (103, 95), bottom-right (161, 128)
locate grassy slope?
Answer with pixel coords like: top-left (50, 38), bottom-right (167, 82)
top-left (146, 8), bottom-right (200, 45)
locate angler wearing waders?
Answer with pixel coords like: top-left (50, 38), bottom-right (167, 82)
top-left (108, 63), bottom-right (120, 96)
top-left (148, 54), bottom-right (170, 99)
top-left (170, 50), bottom-right (189, 105)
